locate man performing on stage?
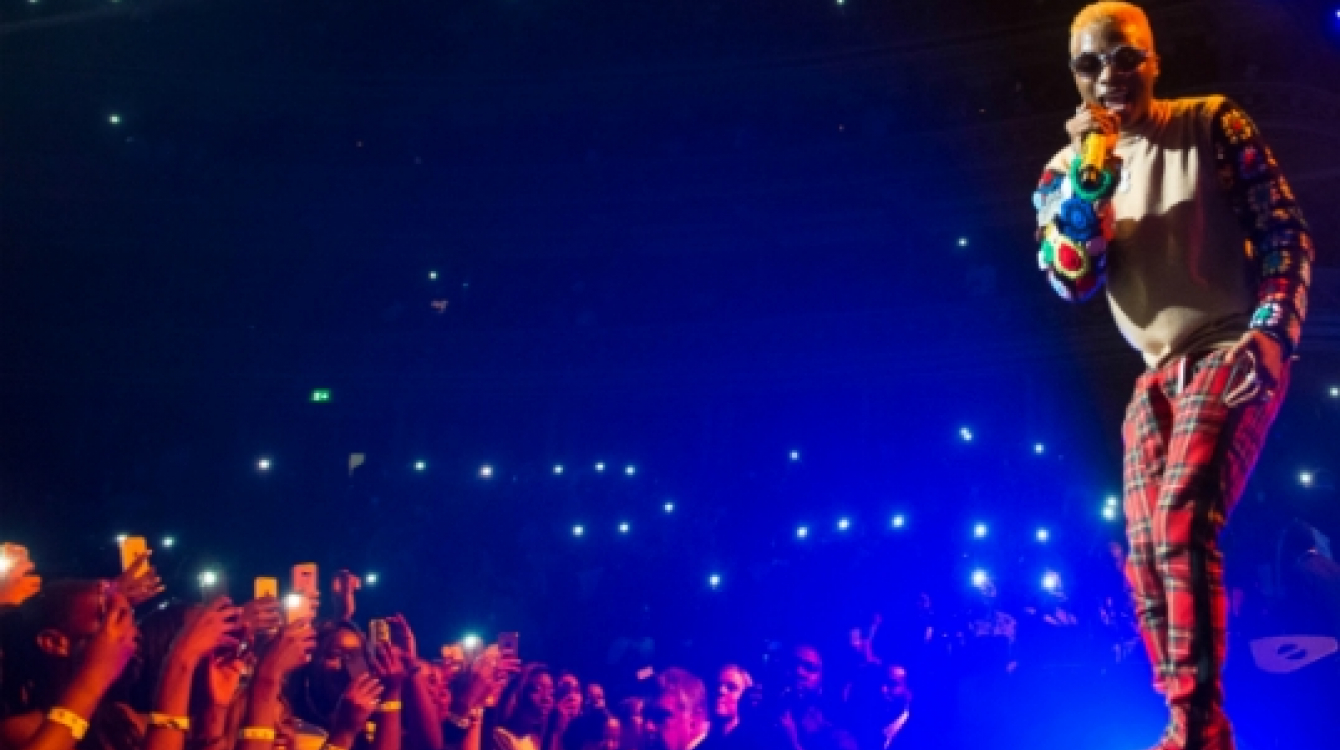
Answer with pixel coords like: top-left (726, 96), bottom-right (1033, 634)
top-left (1031, 3), bottom-right (1314, 749)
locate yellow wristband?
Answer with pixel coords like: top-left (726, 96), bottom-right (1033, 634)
top-left (376, 701), bottom-right (403, 712)
top-left (240, 727), bottom-right (277, 741)
top-left (150, 713), bottom-right (191, 731)
top-left (47, 708), bottom-right (89, 740)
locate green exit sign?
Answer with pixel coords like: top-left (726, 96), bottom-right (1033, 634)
top-left (310, 389), bottom-right (332, 403)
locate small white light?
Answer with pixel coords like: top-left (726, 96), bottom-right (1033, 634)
top-left (708, 574), bottom-right (722, 588)
top-left (429, 271), bottom-right (438, 280)
top-left (1036, 528), bottom-right (1049, 542)
top-left (625, 465), bottom-right (636, 476)
top-left (892, 514), bottom-right (906, 528)
top-left (365, 573), bottom-right (378, 585)
top-left (1102, 505), bottom-right (1119, 521)
top-left (479, 465), bottom-right (494, 479)
top-left (957, 237), bottom-right (968, 247)
top-left (462, 634), bottom-right (482, 651)
top-left (789, 450), bottom-right (800, 461)
top-left (1299, 471), bottom-right (1314, 487)
top-left (1034, 443), bottom-right (1046, 455)
top-left (971, 570), bottom-right (989, 587)
top-left (663, 502), bottom-right (675, 513)
top-left (108, 114), bottom-right (121, 125)
top-left (973, 523), bottom-right (988, 539)
top-left (618, 522), bottom-right (630, 534)
top-left (553, 464), bottom-right (564, 475)
top-left (796, 526), bottom-right (809, 539)
top-left (199, 571), bottom-right (219, 587)
top-left (1330, 386), bottom-right (1339, 398)
top-left (595, 462), bottom-right (605, 472)
top-left (257, 458), bottom-right (272, 471)
top-left (837, 518), bottom-right (851, 531)
top-left (572, 525), bottom-right (585, 537)
top-left (414, 461), bottom-right (427, 471)
top-left (959, 427), bottom-right (973, 442)
top-left (1106, 495), bottom-right (1119, 508)
top-left (1043, 572), bottom-right (1061, 591)
top-left (161, 536), bottom-right (175, 548)
top-left (116, 534), bottom-right (128, 544)
top-left (284, 593), bottom-right (304, 610)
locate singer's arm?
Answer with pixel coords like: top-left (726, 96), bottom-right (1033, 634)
top-left (1210, 99), bottom-right (1314, 358)
top-left (1032, 164), bottom-right (1111, 303)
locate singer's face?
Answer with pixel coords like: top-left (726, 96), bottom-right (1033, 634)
top-left (1071, 20), bottom-right (1157, 128)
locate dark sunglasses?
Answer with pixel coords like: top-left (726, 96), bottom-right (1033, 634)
top-left (1070, 46), bottom-right (1149, 78)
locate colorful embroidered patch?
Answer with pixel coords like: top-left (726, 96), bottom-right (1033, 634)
top-left (1056, 197), bottom-right (1104, 241)
top-left (1068, 157), bottom-right (1117, 202)
top-left (1251, 302), bottom-right (1284, 328)
top-left (1239, 145), bottom-right (1269, 180)
top-left (1220, 109), bottom-right (1255, 145)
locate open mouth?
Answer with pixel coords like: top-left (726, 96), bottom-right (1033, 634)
top-left (1098, 90), bottom-right (1130, 113)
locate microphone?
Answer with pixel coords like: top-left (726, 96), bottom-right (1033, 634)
top-left (1077, 129), bottom-right (1114, 194)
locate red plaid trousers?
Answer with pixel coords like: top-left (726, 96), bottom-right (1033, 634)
top-left (1122, 346), bottom-right (1287, 750)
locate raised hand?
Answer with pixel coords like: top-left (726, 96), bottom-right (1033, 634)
top-left (205, 651), bottom-right (247, 707)
top-left (369, 641), bottom-right (408, 695)
top-left (331, 673), bottom-right (384, 741)
top-left (242, 595), bottom-right (283, 634)
top-left (386, 614), bottom-right (418, 663)
top-left (79, 591), bottom-right (139, 691)
top-left (255, 621), bottom-right (316, 684)
top-left (0, 555), bottom-right (41, 606)
top-left (171, 597), bottom-right (242, 665)
top-left (114, 552), bottom-right (165, 606)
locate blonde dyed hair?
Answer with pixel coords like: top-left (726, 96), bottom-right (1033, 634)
top-left (1071, 2), bottom-right (1155, 47)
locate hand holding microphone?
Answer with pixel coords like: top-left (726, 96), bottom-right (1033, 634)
top-left (1065, 103), bottom-right (1120, 198)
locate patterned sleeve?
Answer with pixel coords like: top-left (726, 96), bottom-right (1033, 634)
top-left (1032, 156), bottom-right (1116, 303)
top-left (1211, 99), bottom-right (1314, 357)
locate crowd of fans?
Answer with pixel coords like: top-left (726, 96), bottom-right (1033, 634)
top-left (1, 531), bottom-right (1335, 750)
top-left (0, 534), bottom-right (1158, 750)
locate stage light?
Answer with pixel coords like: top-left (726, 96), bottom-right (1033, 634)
top-left (1102, 505), bottom-right (1119, 521)
top-left (116, 534), bottom-right (128, 544)
top-left (789, 450), bottom-right (800, 461)
top-left (572, 525), bottom-right (585, 537)
top-left (891, 514), bottom-right (906, 528)
top-left (429, 271), bottom-right (438, 280)
top-left (108, 114), bottom-right (121, 125)
top-left (553, 465), bottom-right (564, 475)
top-left (1042, 572), bottom-right (1061, 591)
top-left (1330, 386), bottom-right (1339, 398)
top-left (837, 518), bottom-right (851, 531)
top-left (365, 573), bottom-right (378, 585)
top-left (625, 465), bottom-right (637, 476)
top-left (973, 523), bottom-right (988, 539)
top-left (310, 389), bottom-right (331, 403)
top-left (796, 526), bottom-right (809, 539)
top-left (958, 237), bottom-right (969, 247)
top-left (1106, 495), bottom-right (1119, 508)
top-left (663, 502), bottom-right (675, 513)
top-left (1034, 443), bottom-right (1046, 455)
top-left (257, 458), bottom-right (272, 471)
top-left (414, 461), bottom-right (427, 471)
top-left (161, 536), bottom-right (175, 548)
top-left (461, 634), bottom-right (482, 651)
top-left (971, 570), bottom-right (989, 587)
top-left (284, 593), bottom-right (304, 610)
top-left (708, 573), bottom-right (722, 588)
top-left (479, 465), bottom-right (494, 479)
top-left (1036, 528), bottom-right (1049, 543)
top-left (595, 462), bottom-right (605, 472)
top-left (198, 571), bottom-right (219, 587)
top-left (618, 522), bottom-right (630, 534)
top-left (959, 427), bottom-right (973, 442)
top-left (1299, 471), bottom-right (1314, 487)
